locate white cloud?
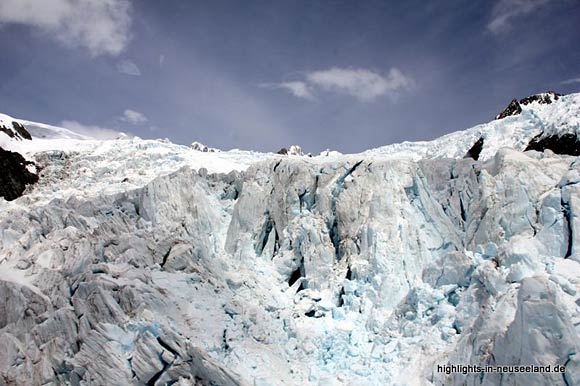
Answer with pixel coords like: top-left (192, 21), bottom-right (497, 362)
top-left (0, 0), bottom-right (132, 56)
top-left (117, 59), bottom-right (141, 76)
top-left (261, 81), bottom-right (315, 100)
top-left (263, 67), bottom-right (413, 102)
top-left (306, 67), bottom-right (414, 101)
top-left (487, 0), bottom-right (551, 34)
top-left (561, 77), bottom-right (580, 85)
top-left (60, 120), bottom-right (125, 140)
top-left (121, 109), bottom-right (148, 124)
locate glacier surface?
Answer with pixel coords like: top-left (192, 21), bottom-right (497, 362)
top-left (1, 94), bottom-right (580, 385)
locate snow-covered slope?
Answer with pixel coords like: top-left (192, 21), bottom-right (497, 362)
top-left (1, 93), bottom-right (580, 385)
top-left (0, 113), bottom-right (118, 157)
top-left (360, 92), bottom-right (580, 161)
top-left (1, 113), bottom-right (88, 149)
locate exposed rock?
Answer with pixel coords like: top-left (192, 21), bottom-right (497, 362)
top-left (277, 145), bottom-right (304, 156)
top-left (496, 99), bottom-right (522, 119)
top-left (0, 120), bottom-right (32, 141)
top-left (520, 91), bottom-right (561, 106)
top-left (525, 132), bottom-right (580, 156)
top-left (11, 121), bottom-right (32, 140)
top-left (0, 147), bottom-right (39, 201)
top-left (495, 91), bottom-right (561, 120)
top-left (464, 137), bottom-right (484, 160)
top-left (191, 141), bottom-right (219, 152)
top-left (0, 125), bottom-right (16, 139)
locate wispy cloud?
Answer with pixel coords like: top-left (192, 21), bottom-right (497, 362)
top-left (121, 109), bottom-right (148, 124)
top-left (561, 77), bottom-right (580, 85)
top-left (117, 59), bottom-right (141, 76)
top-left (0, 0), bottom-right (132, 56)
top-left (260, 81), bottom-right (315, 100)
top-left (60, 120), bottom-right (126, 140)
top-left (306, 67), bottom-right (414, 101)
top-left (487, 0), bottom-right (551, 34)
top-left (264, 67), bottom-right (413, 102)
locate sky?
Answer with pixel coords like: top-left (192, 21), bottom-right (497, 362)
top-left (0, 0), bottom-right (579, 153)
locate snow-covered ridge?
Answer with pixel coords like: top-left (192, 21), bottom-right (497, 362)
top-left (191, 141), bottom-right (220, 153)
top-left (1, 92), bottom-right (579, 204)
top-left (2, 91), bottom-right (580, 166)
top-left (1, 92), bottom-right (578, 185)
top-left (18, 119), bottom-right (93, 141)
top-left (495, 91), bottom-right (561, 120)
top-left (361, 92), bottom-right (580, 161)
top-left (0, 113), bottom-right (91, 142)
top-left (277, 145), bottom-right (305, 156)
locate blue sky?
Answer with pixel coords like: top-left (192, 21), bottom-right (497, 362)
top-left (0, 0), bottom-right (579, 152)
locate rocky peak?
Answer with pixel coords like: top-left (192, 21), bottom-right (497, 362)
top-left (519, 91), bottom-right (561, 106)
top-left (191, 141), bottom-right (219, 152)
top-left (277, 145), bottom-right (304, 156)
top-left (495, 91), bottom-right (562, 120)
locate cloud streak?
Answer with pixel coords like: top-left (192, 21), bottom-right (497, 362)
top-left (306, 67), bottom-right (414, 101)
top-left (117, 60), bottom-right (141, 76)
top-left (60, 120), bottom-right (126, 140)
top-left (265, 67), bottom-right (414, 102)
top-left (260, 81), bottom-right (314, 100)
top-left (0, 0), bottom-right (132, 56)
top-left (121, 109), bottom-right (148, 124)
top-left (487, 0), bottom-right (551, 34)
top-left (561, 77), bottom-right (580, 85)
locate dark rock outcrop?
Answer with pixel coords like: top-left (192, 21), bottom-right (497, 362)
top-left (0, 120), bottom-right (32, 140)
top-left (0, 147), bottom-right (39, 201)
top-left (495, 91), bottom-right (562, 120)
top-left (276, 145), bottom-right (304, 156)
top-left (191, 141), bottom-right (218, 152)
top-left (11, 121), bottom-right (32, 140)
top-left (525, 132), bottom-right (580, 156)
top-left (0, 125), bottom-right (16, 138)
top-left (464, 137), bottom-right (484, 160)
top-left (519, 92), bottom-right (561, 106)
top-left (496, 99), bottom-right (522, 120)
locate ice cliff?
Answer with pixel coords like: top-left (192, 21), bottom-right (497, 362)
top-left (1, 93), bottom-right (580, 385)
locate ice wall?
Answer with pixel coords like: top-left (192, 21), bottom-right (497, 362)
top-left (1, 144), bottom-right (580, 385)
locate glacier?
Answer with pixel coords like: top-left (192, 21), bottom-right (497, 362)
top-left (0, 93), bottom-right (580, 385)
